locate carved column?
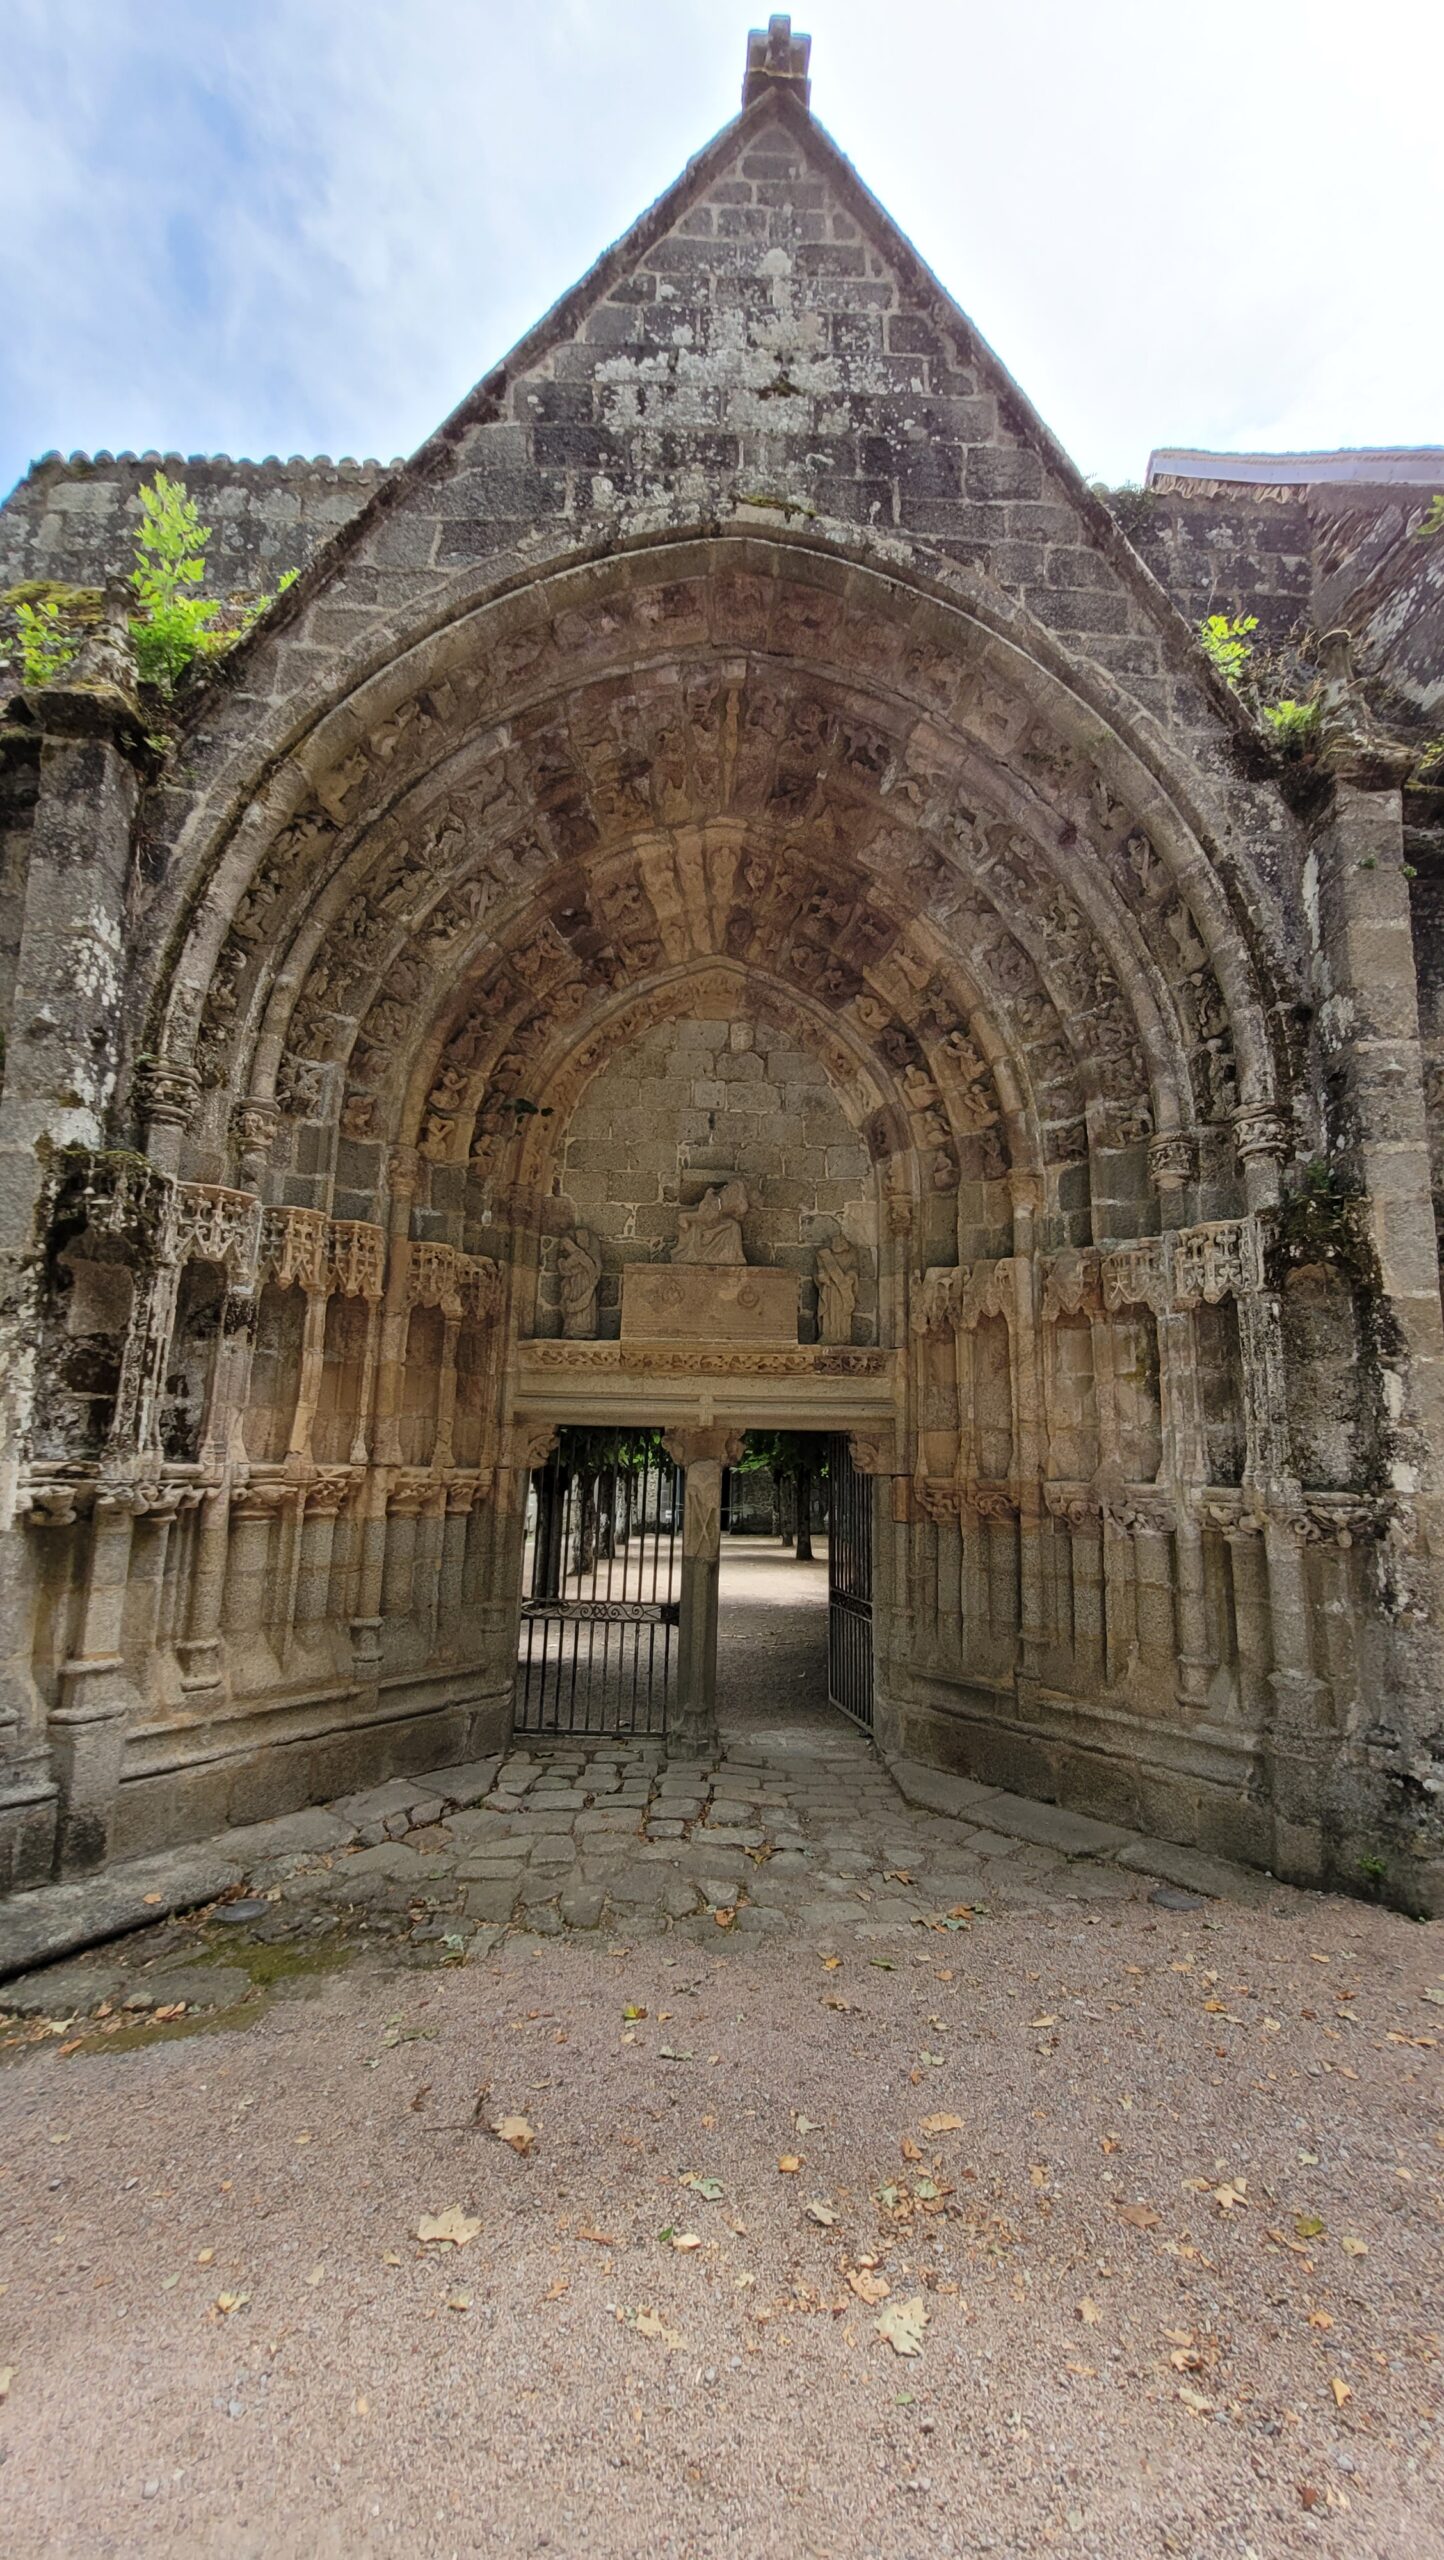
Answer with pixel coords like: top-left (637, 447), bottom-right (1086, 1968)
top-left (352, 1154), bottom-right (418, 1668)
top-left (1008, 1187), bottom-right (1046, 1694)
top-left (295, 1475), bottom-right (350, 1635)
top-left (438, 1476), bottom-right (475, 1651)
top-left (662, 1428), bottom-right (744, 1759)
top-left (1157, 1304), bottom-right (1211, 1711)
top-left (48, 1491), bottom-right (144, 1873)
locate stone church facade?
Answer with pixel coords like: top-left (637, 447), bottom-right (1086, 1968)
top-left (3, 20), bottom-right (1443, 1916)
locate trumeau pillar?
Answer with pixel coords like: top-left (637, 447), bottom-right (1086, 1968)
top-left (662, 1428), bottom-right (745, 1759)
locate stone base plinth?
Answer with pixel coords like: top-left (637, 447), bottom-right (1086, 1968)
top-left (621, 1264), bottom-right (798, 1344)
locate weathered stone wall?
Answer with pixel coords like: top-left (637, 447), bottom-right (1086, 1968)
top-left (1, 41), bottom-right (1441, 1924)
top-left (538, 1016), bottom-right (874, 1340)
top-left (0, 453), bottom-right (391, 616)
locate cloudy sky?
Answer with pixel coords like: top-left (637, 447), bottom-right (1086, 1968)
top-left (1, 0), bottom-right (1439, 504)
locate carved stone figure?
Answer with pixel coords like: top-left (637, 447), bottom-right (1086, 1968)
top-left (814, 1233), bottom-right (859, 1346)
top-left (673, 1179), bottom-right (748, 1266)
top-left (557, 1227), bottom-right (602, 1338)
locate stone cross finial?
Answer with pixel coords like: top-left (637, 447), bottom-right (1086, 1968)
top-left (743, 15), bottom-right (812, 108)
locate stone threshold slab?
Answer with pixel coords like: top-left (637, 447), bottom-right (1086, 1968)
top-left (885, 1754), bottom-right (1276, 1902)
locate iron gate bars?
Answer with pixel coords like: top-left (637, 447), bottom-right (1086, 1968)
top-left (516, 1430), bottom-right (681, 1736)
top-left (826, 1431), bottom-right (874, 1730)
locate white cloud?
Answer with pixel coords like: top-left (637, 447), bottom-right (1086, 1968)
top-left (1, 0), bottom-right (1439, 498)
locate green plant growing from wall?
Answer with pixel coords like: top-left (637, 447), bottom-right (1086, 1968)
top-left (1261, 696), bottom-right (1322, 754)
top-left (13, 595), bottom-right (81, 685)
top-left (128, 472), bottom-right (298, 695)
top-left (1199, 611), bottom-right (1259, 687)
top-left (1413, 494), bottom-right (1444, 540)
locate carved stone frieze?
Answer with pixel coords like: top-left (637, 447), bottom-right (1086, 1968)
top-left (1101, 1238), bottom-right (1169, 1314)
top-left (518, 1341), bottom-right (888, 1378)
top-left (327, 1220), bottom-right (387, 1299)
top-left (176, 1183), bottom-right (262, 1275)
top-left (1171, 1219), bottom-right (1256, 1308)
top-left (260, 1205), bottom-right (330, 1293)
top-left (1041, 1247), bottom-right (1101, 1321)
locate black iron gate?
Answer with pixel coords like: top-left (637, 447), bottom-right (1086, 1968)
top-left (826, 1432), bottom-right (874, 1729)
top-left (516, 1430), bottom-right (681, 1737)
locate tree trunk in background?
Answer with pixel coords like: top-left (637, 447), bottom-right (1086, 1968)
top-left (794, 1463), bottom-right (813, 1562)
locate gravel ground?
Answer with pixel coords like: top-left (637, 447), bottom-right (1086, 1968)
top-left (1, 1546), bottom-right (1441, 2559)
top-left (3, 1877), bottom-right (1441, 2558)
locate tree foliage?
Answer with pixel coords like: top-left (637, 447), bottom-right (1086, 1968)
top-left (128, 472), bottom-right (297, 694)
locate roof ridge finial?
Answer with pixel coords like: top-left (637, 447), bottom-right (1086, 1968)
top-left (742, 15), bottom-right (812, 110)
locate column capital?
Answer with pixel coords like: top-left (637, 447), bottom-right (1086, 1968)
top-left (661, 1427), bottom-right (746, 1468)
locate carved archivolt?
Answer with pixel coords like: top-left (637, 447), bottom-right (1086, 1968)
top-left (152, 545), bottom-right (1290, 1221)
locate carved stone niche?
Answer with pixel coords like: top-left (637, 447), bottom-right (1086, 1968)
top-left (621, 1265), bottom-right (800, 1345)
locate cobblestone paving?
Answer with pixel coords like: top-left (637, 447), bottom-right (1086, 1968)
top-left (1, 1547), bottom-right (1271, 2014)
top-left (1, 1728), bottom-right (1276, 2027)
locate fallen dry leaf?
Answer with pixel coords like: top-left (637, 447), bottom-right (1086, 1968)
top-left (670, 2232), bottom-right (703, 2252)
top-left (778, 2155), bottom-right (802, 2175)
top-left (1331, 2376), bottom-right (1352, 2408)
top-left (1116, 2202), bottom-right (1162, 2231)
top-left (212, 2291), bottom-right (250, 2316)
top-left (575, 2224), bottom-right (616, 2246)
top-left (900, 2137), bottom-right (924, 2163)
top-left (447, 2291), bottom-right (472, 2312)
top-left (805, 2199), bottom-right (838, 2227)
top-left (415, 2206), bottom-right (481, 2248)
top-left (632, 2309), bottom-right (684, 2347)
top-left (921, 2113), bottom-right (964, 2136)
top-left (875, 2295), bottom-right (929, 2357)
top-left (544, 2279), bottom-right (569, 2300)
top-left (849, 2269), bottom-right (890, 2305)
top-left (1339, 2236), bottom-right (1368, 2258)
top-left (1077, 2298), bottom-right (1103, 2325)
top-left (493, 2116), bottom-right (535, 2156)
top-left (0, 2367), bottom-right (14, 2401)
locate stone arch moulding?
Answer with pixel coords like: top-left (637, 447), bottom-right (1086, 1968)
top-left (21, 523), bottom-right (1429, 1917)
top-left (130, 533), bottom-right (1294, 1211)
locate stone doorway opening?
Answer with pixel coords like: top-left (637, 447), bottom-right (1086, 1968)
top-left (515, 1426), bottom-right (682, 1740)
top-left (716, 1431), bottom-right (853, 1758)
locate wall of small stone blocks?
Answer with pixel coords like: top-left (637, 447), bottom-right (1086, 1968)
top-left (539, 1016), bottom-right (876, 1341)
top-left (0, 454), bottom-right (390, 606)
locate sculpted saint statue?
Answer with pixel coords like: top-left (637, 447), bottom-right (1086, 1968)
top-left (672, 1179), bottom-right (748, 1266)
top-left (557, 1227), bottom-right (602, 1337)
top-left (814, 1232), bottom-right (859, 1345)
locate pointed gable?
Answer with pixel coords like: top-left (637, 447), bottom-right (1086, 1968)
top-left (290, 36), bottom-right (1201, 738)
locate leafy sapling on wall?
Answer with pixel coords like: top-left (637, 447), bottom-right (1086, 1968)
top-left (128, 471), bottom-right (297, 694)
